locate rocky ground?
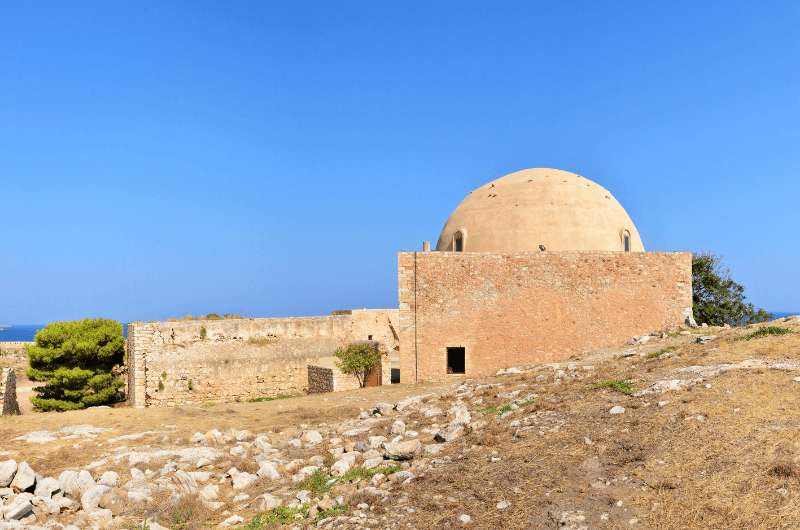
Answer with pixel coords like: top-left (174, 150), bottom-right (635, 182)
top-left (2, 316), bottom-right (800, 529)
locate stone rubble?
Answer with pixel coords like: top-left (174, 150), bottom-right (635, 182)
top-left (5, 324), bottom-right (799, 528)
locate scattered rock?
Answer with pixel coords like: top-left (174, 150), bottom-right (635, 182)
top-left (10, 462), bottom-right (36, 492)
top-left (0, 460), bottom-right (17, 488)
top-left (384, 439), bottom-right (422, 461)
top-left (609, 406), bottom-right (626, 415)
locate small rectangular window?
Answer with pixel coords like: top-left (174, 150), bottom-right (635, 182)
top-left (447, 347), bottom-right (466, 374)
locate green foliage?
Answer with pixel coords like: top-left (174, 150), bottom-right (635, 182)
top-left (334, 342), bottom-right (381, 388)
top-left (693, 253), bottom-right (772, 327)
top-left (242, 505), bottom-right (309, 527)
top-left (26, 319), bottom-right (125, 411)
top-left (645, 347), bottom-right (676, 360)
top-left (480, 403), bottom-right (513, 416)
top-left (317, 503), bottom-right (348, 520)
top-left (340, 464), bottom-right (400, 482)
top-left (737, 326), bottom-right (794, 341)
top-left (297, 468), bottom-right (334, 495)
top-left (199, 326), bottom-right (207, 340)
top-left (594, 379), bottom-right (634, 395)
top-left (205, 313), bottom-right (223, 320)
top-left (248, 393), bottom-right (294, 403)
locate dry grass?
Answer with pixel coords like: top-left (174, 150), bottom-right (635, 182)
top-left (396, 322), bottom-right (800, 529)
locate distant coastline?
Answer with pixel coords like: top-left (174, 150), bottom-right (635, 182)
top-left (1, 313), bottom-right (798, 342)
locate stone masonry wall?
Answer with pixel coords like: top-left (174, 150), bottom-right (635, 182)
top-left (398, 251), bottom-right (692, 383)
top-left (127, 309), bottom-right (398, 407)
top-left (307, 366), bottom-right (334, 394)
top-left (0, 368), bottom-right (20, 416)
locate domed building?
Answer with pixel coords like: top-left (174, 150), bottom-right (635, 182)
top-left (435, 168), bottom-right (644, 253)
top-left (125, 166), bottom-right (693, 408)
top-left (398, 167), bottom-right (692, 383)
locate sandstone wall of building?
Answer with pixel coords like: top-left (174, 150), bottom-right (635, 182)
top-left (398, 251), bottom-right (692, 383)
top-left (127, 309), bottom-right (398, 407)
top-left (0, 368), bottom-right (20, 416)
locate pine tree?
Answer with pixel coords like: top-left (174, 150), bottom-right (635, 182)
top-left (26, 319), bottom-right (125, 411)
top-left (692, 253), bottom-right (772, 326)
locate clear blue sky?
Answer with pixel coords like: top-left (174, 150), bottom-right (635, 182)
top-left (2, 1), bottom-right (798, 324)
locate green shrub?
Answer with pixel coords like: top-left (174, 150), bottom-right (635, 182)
top-left (242, 505), bottom-right (308, 527)
top-left (692, 253), bottom-right (771, 326)
top-left (199, 326), bottom-right (207, 340)
top-left (248, 393), bottom-right (294, 403)
top-left (297, 468), bottom-right (334, 495)
top-left (340, 464), bottom-right (400, 482)
top-left (593, 379), bottom-right (634, 395)
top-left (205, 313), bottom-right (223, 320)
top-left (26, 319), bottom-right (125, 411)
top-left (738, 326), bottom-right (794, 341)
top-left (645, 347), bottom-right (675, 360)
top-left (334, 342), bottom-right (381, 388)
top-left (316, 503), bottom-right (347, 520)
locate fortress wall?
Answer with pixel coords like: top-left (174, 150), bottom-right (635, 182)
top-left (399, 251), bottom-right (692, 383)
top-left (126, 309), bottom-right (398, 407)
top-left (0, 368), bottom-right (20, 416)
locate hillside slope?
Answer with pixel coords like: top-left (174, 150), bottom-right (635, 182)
top-left (1, 317), bottom-right (800, 529)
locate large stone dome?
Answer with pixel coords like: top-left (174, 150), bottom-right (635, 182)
top-left (435, 168), bottom-right (644, 253)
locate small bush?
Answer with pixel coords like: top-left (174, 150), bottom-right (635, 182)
top-left (334, 342), bottom-right (381, 388)
top-left (248, 393), bottom-right (295, 403)
top-left (480, 403), bottom-right (513, 416)
top-left (317, 503), bottom-right (348, 520)
top-left (594, 379), bottom-right (634, 395)
top-left (242, 505), bottom-right (309, 527)
top-left (340, 464), bottom-right (400, 482)
top-left (738, 326), bottom-right (794, 341)
top-left (205, 313), bottom-right (223, 320)
top-left (645, 347), bottom-right (675, 360)
top-left (199, 326), bottom-right (207, 340)
top-left (297, 468), bottom-right (334, 495)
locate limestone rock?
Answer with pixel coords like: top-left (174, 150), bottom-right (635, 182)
top-left (390, 420), bottom-right (406, 435)
top-left (449, 404), bottom-right (471, 426)
top-left (98, 471), bottom-right (119, 488)
top-left (200, 484), bottom-right (219, 501)
top-left (301, 430), bottom-right (323, 445)
top-left (3, 497), bottom-right (33, 521)
top-left (384, 439), bottom-right (421, 461)
top-left (10, 462), bottom-right (35, 492)
top-left (252, 492), bottom-right (281, 511)
top-left (434, 424), bottom-right (464, 443)
top-left (80, 484), bottom-right (111, 513)
top-left (363, 457), bottom-right (384, 469)
top-left (696, 335), bottom-right (717, 344)
top-left (33, 477), bottom-right (60, 499)
top-left (173, 470), bottom-right (199, 495)
top-left (256, 462), bottom-right (280, 481)
top-left (229, 468), bottom-right (258, 490)
top-left (374, 402), bottom-right (394, 415)
top-left (0, 461), bottom-right (17, 488)
top-left (609, 406), bottom-right (626, 415)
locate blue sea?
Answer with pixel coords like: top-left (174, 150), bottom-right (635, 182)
top-left (0, 324), bottom-right (129, 341)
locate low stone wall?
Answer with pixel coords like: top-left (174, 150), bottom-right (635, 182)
top-left (307, 366), bottom-right (334, 394)
top-left (127, 309), bottom-right (398, 407)
top-left (0, 368), bottom-right (20, 416)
